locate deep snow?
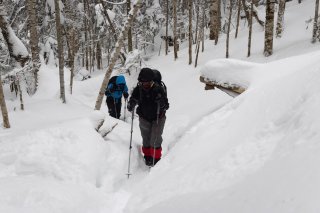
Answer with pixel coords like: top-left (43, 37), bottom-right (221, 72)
top-left (1, 0), bottom-right (320, 212)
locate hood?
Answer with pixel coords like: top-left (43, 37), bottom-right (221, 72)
top-left (116, 75), bottom-right (126, 84)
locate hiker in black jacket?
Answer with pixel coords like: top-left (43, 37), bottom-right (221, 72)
top-left (127, 68), bottom-right (169, 166)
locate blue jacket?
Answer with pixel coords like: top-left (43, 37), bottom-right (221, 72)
top-left (105, 75), bottom-right (129, 102)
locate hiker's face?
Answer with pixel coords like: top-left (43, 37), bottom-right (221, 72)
top-left (140, 81), bottom-right (153, 90)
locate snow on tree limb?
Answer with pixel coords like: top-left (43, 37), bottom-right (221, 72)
top-left (102, 0), bottom-right (127, 5)
top-left (0, 10), bottom-right (29, 67)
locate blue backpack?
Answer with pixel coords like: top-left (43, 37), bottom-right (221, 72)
top-left (105, 75), bottom-right (128, 100)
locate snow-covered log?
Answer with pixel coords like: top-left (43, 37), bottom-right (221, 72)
top-left (199, 76), bottom-right (245, 97)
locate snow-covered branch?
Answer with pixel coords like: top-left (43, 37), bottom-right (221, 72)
top-left (102, 0), bottom-right (127, 5)
top-left (0, 13), bottom-right (29, 67)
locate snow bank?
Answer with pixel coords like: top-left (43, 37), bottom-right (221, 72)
top-left (200, 58), bottom-right (261, 89)
top-left (0, 115), bottom-right (113, 213)
top-left (125, 50), bottom-right (320, 213)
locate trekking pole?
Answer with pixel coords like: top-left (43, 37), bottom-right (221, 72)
top-left (123, 99), bottom-right (127, 121)
top-left (126, 106), bottom-right (135, 179)
top-left (152, 101), bottom-right (160, 167)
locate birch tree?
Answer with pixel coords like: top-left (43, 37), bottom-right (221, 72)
top-left (276, 0), bottom-right (286, 38)
top-left (264, 0), bottom-right (275, 56)
top-left (312, 0), bottom-right (319, 43)
top-left (195, 5), bottom-right (204, 67)
top-left (95, 0), bottom-right (142, 110)
top-left (226, 0), bottom-right (232, 58)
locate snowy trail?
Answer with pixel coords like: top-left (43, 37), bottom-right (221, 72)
top-left (2, 0), bottom-right (320, 212)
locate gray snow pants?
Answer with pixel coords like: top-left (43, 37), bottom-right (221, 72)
top-left (139, 116), bottom-right (166, 148)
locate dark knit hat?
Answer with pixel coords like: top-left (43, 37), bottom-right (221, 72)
top-left (138, 68), bottom-right (154, 82)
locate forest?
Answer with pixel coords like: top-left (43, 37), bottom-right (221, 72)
top-left (0, 0), bottom-right (319, 127)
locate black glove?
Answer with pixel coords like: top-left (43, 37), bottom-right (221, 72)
top-left (123, 92), bottom-right (129, 99)
top-left (127, 99), bottom-right (137, 112)
top-left (159, 100), bottom-right (169, 110)
top-left (105, 89), bottom-right (111, 96)
top-left (163, 102), bottom-right (169, 110)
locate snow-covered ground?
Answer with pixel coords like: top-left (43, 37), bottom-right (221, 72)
top-left (1, 0), bottom-right (320, 212)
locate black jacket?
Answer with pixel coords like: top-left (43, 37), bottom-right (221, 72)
top-left (129, 82), bottom-right (169, 122)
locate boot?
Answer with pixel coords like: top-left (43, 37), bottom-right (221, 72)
top-left (144, 156), bottom-right (153, 166)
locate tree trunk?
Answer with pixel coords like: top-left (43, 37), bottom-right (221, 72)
top-left (226, 0), bottom-right (232, 58)
top-left (69, 30), bottom-right (76, 94)
top-left (84, 0), bottom-right (89, 71)
top-left (194, 2), bottom-right (199, 44)
top-left (17, 79), bottom-right (24, 110)
top-left (82, 42), bottom-right (85, 67)
top-left (201, 8), bottom-right (205, 52)
top-left (209, 0), bottom-right (215, 40)
top-left (312, 0), bottom-right (319, 43)
top-left (26, 0), bottom-right (40, 95)
top-left (54, 0), bottom-right (66, 103)
top-left (173, 0), bottom-right (178, 60)
top-left (264, 0), bottom-right (275, 57)
top-left (248, 0), bottom-right (253, 57)
top-left (0, 75), bottom-right (10, 128)
top-left (188, 0), bottom-right (192, 64)
top-left (96, 41), bottom-right (102, 69)
top-left (64, 0), bottom-right (78, 94)
top-left (127, 0), bottom-right (133, 52)
top-left (195, 6), bottom-right (204, 68)
top-left (165, 0), bottom-right (169, 55)
top-left (215, 0), bottom-right (221, 45)
top-left (210, 0), bottom-right (220, 42)
top-left (235, 0), bottom-right (241, 38)
top-left (276, 0), bottom-right (286, 38)
top-left (95, 0), bottom-right (142, 110)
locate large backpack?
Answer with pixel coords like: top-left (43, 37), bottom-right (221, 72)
top-left (136, 69), bottom-right (169, 111)
top-left (108, 76), bottom-right (118, 88)
top-left (106, 75), bottom-right (127, 99)
top-left (152, 69), bottom-right (167, 97)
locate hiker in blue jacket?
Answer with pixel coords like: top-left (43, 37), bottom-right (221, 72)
top-left (105, 75), bottom-right (129, 119)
